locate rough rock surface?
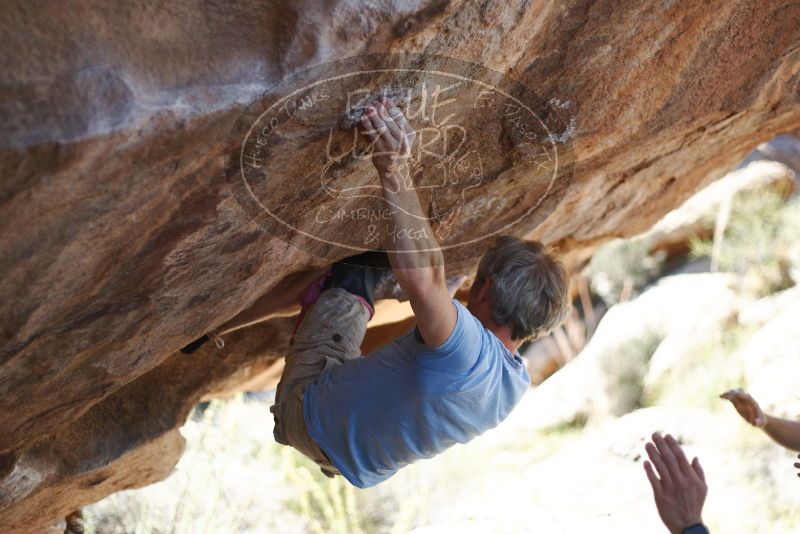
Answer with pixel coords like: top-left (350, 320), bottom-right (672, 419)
top-left (0, 318), bottom-right (294, 531)
top-left (1, 0), bottom-right (799, 529)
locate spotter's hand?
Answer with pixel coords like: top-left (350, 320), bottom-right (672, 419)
top-left (360, 97), bottom-right (416, 179)
top-left (644, 433), bottom-right (707, 534)
top-left (720, 388), bottom-right (767, 427)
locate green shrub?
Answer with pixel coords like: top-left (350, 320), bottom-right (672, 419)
top-left (600, 332), bottom-right (662, 416)
top-left (280, 448), bottom-right (372, 534)
top-left (586, 238), bottom-right (665, 305)
top-left (644, 324), bottom-right (751, 411)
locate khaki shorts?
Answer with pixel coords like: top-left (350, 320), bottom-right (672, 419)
top-left (270, 288), bottom-right (369, 477)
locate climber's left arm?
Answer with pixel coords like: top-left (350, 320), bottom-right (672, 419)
top-left (215, 268), bottom-right (329, 336)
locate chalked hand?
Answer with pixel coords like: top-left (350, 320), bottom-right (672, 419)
top-left (359, 97), bottom-right (416, 180)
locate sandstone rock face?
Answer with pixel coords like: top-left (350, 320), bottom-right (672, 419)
top-left (0, 319), bottom-right (294, 532)
top-left (1, 0), bottom-right (799, 530)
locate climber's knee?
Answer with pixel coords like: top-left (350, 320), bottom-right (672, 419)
top-left (321, 250), bottom-right (391, 313)
top-left (291, 288), bottom-right (369, 360)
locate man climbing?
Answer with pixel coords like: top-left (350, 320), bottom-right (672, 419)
top-left (267, 97), bottom-right (570, 487)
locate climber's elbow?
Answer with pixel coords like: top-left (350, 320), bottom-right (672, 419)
top-left (393, 263), bottom-right (446, 301)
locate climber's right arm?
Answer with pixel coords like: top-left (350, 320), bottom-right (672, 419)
top-left (360, 98), bottom-right (455, 348)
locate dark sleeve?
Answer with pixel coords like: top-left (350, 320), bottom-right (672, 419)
top-left (683, 524), bottom-right (709, 534)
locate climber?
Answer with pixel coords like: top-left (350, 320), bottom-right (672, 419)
top-left (265, 97), bottom-right (571, 488)
top-left (720, 389), bottom-right (800, 452)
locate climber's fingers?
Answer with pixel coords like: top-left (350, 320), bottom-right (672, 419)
top-left (360, 107), bottom-right (394, 160)
top-left (364, 105), bottom-right (394, 155)
top-left (359, 114), bottom-right (383, 147)
top-left (359, 114), bottom-right (377, 141)
top-left (376, 99), bottom-right (413, 161)
top-left (385, 99), bottom-right (416, 154)
top-left (376, 98), bottom-right (403, 142)
top-left (364, 105), bottom-right (387, 138)
top-left (643, 460), bottom-right (661, 494)
top-left (645, 442), bottom-right (673, 490)
top-left (389, 111), bottom-right (407, 132)
top-left (360, 99), bottom-right (416, 167)
top-left (384, 97), bottom-right (405, 128)
top-left (721, 389), bottom-right (766, 427)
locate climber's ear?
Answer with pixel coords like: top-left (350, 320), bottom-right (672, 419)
top-left (477, 278), bottom-right (492, 302)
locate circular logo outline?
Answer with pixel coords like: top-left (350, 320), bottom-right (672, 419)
top-left (225, 53), bottom-right (574, 258)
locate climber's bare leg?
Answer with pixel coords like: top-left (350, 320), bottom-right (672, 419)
top-left (216, 264), bottom-right (465, 337)
top-left (181, 267), bottom-right (330, 354)
top-left (216, 267), bottom-right (328, 336)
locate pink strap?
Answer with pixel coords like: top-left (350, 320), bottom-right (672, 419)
top-left (291, 272), bottom-right (331, 341)
top-left (299, 271), bottom-right (331, 308)
top-left (352, 294), bottom-right (375, 318)
top-left (291, 271), bottom-right (374, 343)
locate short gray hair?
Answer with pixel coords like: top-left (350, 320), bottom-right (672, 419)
top-left (474, 236), bottom-right (570, 340)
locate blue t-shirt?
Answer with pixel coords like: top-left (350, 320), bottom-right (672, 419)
top-left (303, 299), bottom-right (531, 488)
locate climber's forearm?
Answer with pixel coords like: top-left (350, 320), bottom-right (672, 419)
top-left (379, 168), bottom-right (454, 348)
top-left (379, 168), bottom-right (445, 297)
top-left (762, 415), bottom-right (800, 452)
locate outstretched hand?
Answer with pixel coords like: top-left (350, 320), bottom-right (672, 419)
top-left (644, 432), bottom-right (708, 534)
top-left (360, 97), bottom-right (416, 181)
top-left (720, 388), bottom-right (767, 427)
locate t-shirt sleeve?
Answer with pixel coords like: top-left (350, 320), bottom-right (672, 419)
top-left (415, 300), bottom-right (483, 374)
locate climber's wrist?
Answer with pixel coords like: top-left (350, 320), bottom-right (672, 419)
top-left (378, 161), bottom-right (411, 187)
